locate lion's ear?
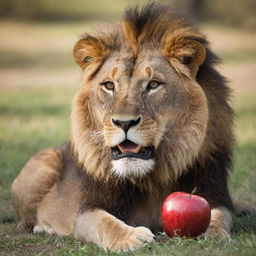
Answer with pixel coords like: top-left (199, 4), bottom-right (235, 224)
top-left (162, 37), bottom-right (206, 78)
top-left (73, 35), bottom-right (109, 70)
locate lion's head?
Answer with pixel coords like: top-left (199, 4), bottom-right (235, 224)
top-left (70, 4), bottom-right (233, 185)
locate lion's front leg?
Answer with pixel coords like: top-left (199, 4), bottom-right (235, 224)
top-left (74, 209), bottom-right (155, 251)
top-left (204, 206), bottom-right (232, 239)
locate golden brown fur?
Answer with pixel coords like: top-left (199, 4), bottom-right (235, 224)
top-left (12, 3), bottom-right (234, 251)
top-left (11, 148), bottom-right (63, 231)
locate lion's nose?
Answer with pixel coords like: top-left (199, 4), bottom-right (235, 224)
top-left (112, 117), bottom-right (141, 133)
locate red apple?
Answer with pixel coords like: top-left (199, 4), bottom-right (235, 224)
top-left (162, 191), bottom-right (211, 237)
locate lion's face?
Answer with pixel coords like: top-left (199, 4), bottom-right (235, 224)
top-left (72, 22), bottom-right (209, 180)
top-left (84, 48), bottom-right (205, 178)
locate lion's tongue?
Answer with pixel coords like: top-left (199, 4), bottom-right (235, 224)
top-left (117, 140), bottom-right (141, 154)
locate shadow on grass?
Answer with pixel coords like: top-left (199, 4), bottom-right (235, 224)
top-left (233, 212), bottom-right (256, 234)
top-left (1, 216), bottom-right (15, 224)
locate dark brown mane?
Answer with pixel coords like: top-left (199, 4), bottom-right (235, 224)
top-left (122, 3), bottom-right (205, 54)
top-left (123, 3), bottom-right (174, 42)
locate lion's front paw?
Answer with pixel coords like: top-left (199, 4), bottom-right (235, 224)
top-left (33, 224), bottom-right (55, 235)
top-left (110, 226), bottom-right (155, 252)
top-left (204, 225), bottom-right (230, 240)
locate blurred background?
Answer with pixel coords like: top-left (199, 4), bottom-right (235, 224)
top-left (1, 0), bottom-right (256, 27)
top-left (0, 0), bottom-right (255, 234)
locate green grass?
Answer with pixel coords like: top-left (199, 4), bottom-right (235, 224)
top-left (0, 20), bottom-right (256, 256)
top-left (1, 221), bottom-right (256, 256)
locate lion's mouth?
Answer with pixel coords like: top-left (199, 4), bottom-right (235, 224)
top-left (111, 140), bottom-right (153, 160)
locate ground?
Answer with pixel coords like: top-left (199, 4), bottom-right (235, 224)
top-left (0, 21), bottom-right (255, 256)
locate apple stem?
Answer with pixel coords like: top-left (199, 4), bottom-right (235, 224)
top-left (190, 187), bottom-right (197, 197)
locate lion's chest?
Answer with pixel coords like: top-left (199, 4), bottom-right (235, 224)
top-left (127, 194), bottom-right (163, 233)
top-left (77, 169), bottom-right (164, 232)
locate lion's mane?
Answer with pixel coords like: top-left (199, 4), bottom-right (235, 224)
top-left (70, 3), bottom-right (234, 209)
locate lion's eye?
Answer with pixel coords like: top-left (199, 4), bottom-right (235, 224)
top-left (147, 80), bottom-right (162, 90)
top-left (101, 81), bottom-right (115, 91)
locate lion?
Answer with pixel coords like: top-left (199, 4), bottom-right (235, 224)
top-left (11, 3), bottom-right (234, 252)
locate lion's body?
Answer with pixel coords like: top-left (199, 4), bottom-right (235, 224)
top-left (11, 146), bottom-right (78, 235)
top-left (12, 143), bottom-right (165, 235)
top-left (12, 3), bottom-right (234, 251)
